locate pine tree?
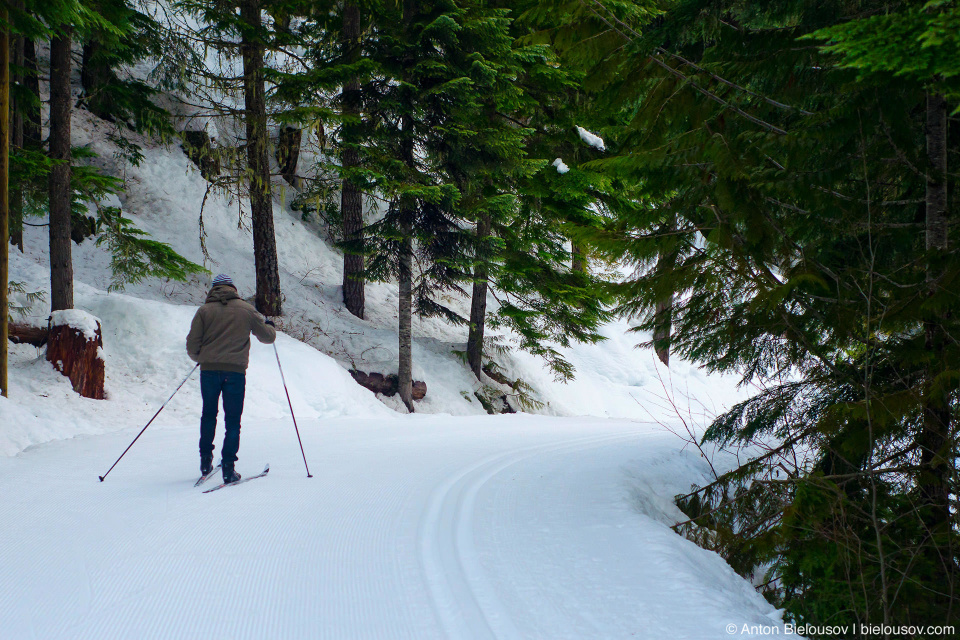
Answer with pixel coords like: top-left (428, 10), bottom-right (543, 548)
top-left (173, 0), bottom-right (283, 315)
top-left (340, 0), bottom-right (365, 319)
top-left (1, 4), bottom-right (9, 398)
top-left (546, 0), bottom-right (960, 627)
top-left (48, 24), bottom-right (73, 311)
top-left (240, 0), bottom-right (281, 315)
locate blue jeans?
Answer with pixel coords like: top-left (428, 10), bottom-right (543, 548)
top-left (199, 370), bottom-right (246, 470)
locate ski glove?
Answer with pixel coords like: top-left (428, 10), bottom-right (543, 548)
top-left (265, 319), bottom-right (275, 327)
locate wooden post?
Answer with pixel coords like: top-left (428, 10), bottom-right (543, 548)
top-left (0, 9), bottom-right (10, 397)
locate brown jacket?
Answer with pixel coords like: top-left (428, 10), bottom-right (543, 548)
top-left (186, 285), bottom-right (277, 373)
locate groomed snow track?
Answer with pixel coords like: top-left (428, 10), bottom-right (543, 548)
top-left (0, 415), bottom-right (785, 639)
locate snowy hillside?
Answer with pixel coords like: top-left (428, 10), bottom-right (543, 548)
top-left (3, 96), bottom-right (750, 455)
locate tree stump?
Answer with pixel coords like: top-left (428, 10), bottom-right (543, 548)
top-left (349, 369), bottom-right (426, 400)
top-left (276, 125), bottom-right (302, 187)
top-left (46, 310), bottom-right (105, 399)
top-left (182, 130), bottom-right (220, 181)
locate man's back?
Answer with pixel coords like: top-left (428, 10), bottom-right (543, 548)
top-left (186, 284), bottom-right (276, 373)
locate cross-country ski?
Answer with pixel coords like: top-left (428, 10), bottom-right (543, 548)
top-left (194, 462), bottom-right (222, 487)
top-left (202, 464), bottom-right (270, 493)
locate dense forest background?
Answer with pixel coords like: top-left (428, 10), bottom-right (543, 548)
top-left (0, 0), bottom-right (957, 636)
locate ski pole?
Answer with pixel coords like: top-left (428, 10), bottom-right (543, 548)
top-left (98, 363), bottom-right (199, 482)
top-left (273, 342), bottom-right (312, 478)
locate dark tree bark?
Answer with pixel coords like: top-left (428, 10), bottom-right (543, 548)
top-left (348, 369), bottom-right (426, 400)
top-left (48, 29), bottom-right (74, 312)
top-left (919, 91), bottom-right (951, 539)
top-left (653, 295), bottom-right (673, 366)
top-left (9, 322), bottom-right (48, 347)
top-left (653, 217), bottom-right (676, 366)
top-left (341, 1), bottom-right (365, 319)
top-left (398, 216), bottom-right (413, 412)
top-left (275, 125), bottom-right (301, 186)
top-left (467, 215), bottom-right (491, 379)
top-left (1, 9), bottom-right (8, 397)
top-left (22, 37), bottom-right (40, 150)
top-left (571, 242), bottom-right (586, 273)
top-left (396, 0), bottom-right (417, 413)
top-left (8, 10), bottom-right (21, 252)
top-left (47, 315), bottom-right (105, 399)
top-left (240, 0), bottom-right (282, 316)
top-left (182, 130), bottom-right (220, 180)
top-left (80, 38), bottom-right (115, 121)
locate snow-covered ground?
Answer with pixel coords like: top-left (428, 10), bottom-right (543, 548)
top-left (0, 413), bottom-right (787, 639)
top-left (0, 42), bottom-right (789, 638)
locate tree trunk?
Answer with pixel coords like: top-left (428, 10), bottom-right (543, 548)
top-left (341, 1), bottom-right (365, 319)
top-left (80, 38), bottom-right (114, 121)
top-left (571, 242), bottom-right (586, 273)
top-left (467, 215), bottom-right (491, 379)
top-left (48, 29), bottom-right (74, 312)
top-left (9, 322), bottom-right (48, 346)
top-left (275, 125), bottom-right (301, 186)
top-left (653, 294), bottom-right (672, 366)
top-left (0, 10), bottom-right (9, 397)
top-left (653, 216), bottom-right (676, 366)
top-left (240, 0), bottom-right (282, 316)
top-left (397, 0), bottom-right (417, 412)
top-left (182, 130), bottom-right (220, 180)
top-left (22, 37), bottom-right (40, 150)
top-left (919, 91), bottom-right (951, 537)
top-left (398, 219), bottom-right (413, 412)
top-left (47, 311), bottom-right (105, 399)
top-left (8, 2), bottom-right (22, 252)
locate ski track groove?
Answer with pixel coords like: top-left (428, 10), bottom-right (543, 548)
top-left (419, 431), bottom-right (645, 640)
top-left (0, 418), bottom-right (762, 640)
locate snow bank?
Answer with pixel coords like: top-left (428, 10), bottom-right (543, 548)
top-left (3, 78), bottom-right (749, 457)
top-left (1, 253), bottom-right (391, 456)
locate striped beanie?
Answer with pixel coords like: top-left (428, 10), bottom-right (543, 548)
top-left (212, 274), bottom-right (235, 289)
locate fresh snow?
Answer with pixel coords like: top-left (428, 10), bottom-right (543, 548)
top-left (552, 158), bottom-right (570, 174)
top-left (50, 309), bottom-right (101, 341)
top-left (576, 126), bottom-right (606, 152)
top-left (0, 414), bottom-right (786, 639)
top-left (0, 41), bottom-right (790, 639)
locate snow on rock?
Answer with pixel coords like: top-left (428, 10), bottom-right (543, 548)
top-left (577, 125), bottom-right (606, 151)
top-left (50, 309), bottom-right (101, 341)
top-left (552, 157), bottom-right (570, 173)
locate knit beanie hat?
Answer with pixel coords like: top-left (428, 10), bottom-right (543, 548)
top-left (212, 274), bottom-right (235, 289)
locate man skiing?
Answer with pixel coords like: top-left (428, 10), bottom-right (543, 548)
top-left (186, 274), bottom-right (277, 483)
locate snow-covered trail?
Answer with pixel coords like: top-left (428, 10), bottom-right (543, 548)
top-left (0, 415), bottom-right (783, 639)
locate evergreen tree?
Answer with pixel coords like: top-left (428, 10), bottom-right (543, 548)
top-left (48, 23), bottom-right (73, 311)
top-left (240, 0), bottom-right (282, 315)
top-left (174, 0), bottom-right (283, 315)
top-left (340, 0), bottom-right (365, 319)
top-left (547, 0), bottom-right (960, 628)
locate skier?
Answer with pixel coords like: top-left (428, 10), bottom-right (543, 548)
top-left (186, 274), bottom-right (277, 483)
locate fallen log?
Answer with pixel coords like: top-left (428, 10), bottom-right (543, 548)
top-left (9, 322), bottom-right (48, 347)
top-left (349, 369), bottom-right (426, 401)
